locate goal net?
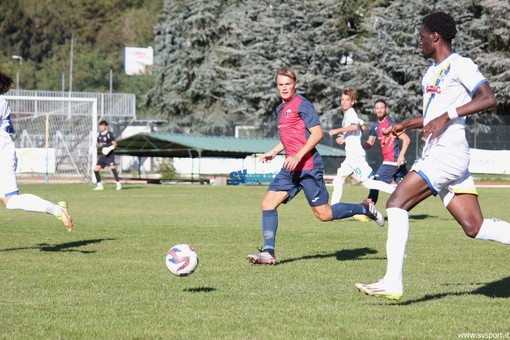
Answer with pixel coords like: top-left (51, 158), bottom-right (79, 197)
top-left (5, 96), bottom-right (98, 182)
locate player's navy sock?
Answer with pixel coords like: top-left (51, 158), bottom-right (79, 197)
top-left (262, 209), bottom-right (278, 251)
top-left (331, 202), bottom-right (364, 220)
top-left (94, 171), bottom-right (101, 183)
top-left (111, 169), bottom-right (120, 181)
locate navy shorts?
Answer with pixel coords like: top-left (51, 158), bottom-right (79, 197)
top-left (374, 163), bottom-right (408, 184)
top-left (268, 167), bottom-right (329, 207)
top-left (96, 154), bottom-right (116, 168)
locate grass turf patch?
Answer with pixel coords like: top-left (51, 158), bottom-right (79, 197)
top-left (0, 183), bottom-right (508, 338)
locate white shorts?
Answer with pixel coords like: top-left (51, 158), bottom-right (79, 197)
top-left (412, 143), bottom-right (477, 207)
top-left (0, 133), bottom-right (19, 198)
top-left (336, 156), bottom-right (374, 184)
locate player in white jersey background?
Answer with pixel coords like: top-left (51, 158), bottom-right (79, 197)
top-left (328, 87), bottom-right (395, 207)
top-left (0, 70), bottom-right (73, 231)
top-left (356, 12), bottom-right (510, 301)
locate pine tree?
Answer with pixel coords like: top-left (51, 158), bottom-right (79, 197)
top-left (148, 0), bottom-right (509, 135)
top-left (148, 0), bottom-right (373, 135)
top-left (351, 0), bottom-right (509, 123)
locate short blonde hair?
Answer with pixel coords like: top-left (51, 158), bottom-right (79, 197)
top-left (342, 87), bottom-right (358, 102)
top-left (275, 66), bottom-right (297, 83)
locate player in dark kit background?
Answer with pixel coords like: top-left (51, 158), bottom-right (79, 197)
top-left (93, 120), bottom-right (121, 191)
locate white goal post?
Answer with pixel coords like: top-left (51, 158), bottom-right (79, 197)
top-left (5, 95), bottom-right (98, 182)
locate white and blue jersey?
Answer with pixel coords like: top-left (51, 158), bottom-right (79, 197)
top-left (414, 53), bottom-right (487, 202)
top-left (0, 97), bottom-right (14, 137)
top-left (342, 108), bottom-right (366, 159)
top-left (422, 53), bottom-right (487, 150)
top-left (0, 97), bottom-right (19, 197)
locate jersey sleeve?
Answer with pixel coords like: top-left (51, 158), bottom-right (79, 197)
top-left (0, 100), bottom-right (14, 135)
top-left (298, 99), bottom-right (321, 129)
top-left (456, 57), bottom-right (487, 96)
top-left (369, 120), bottom-right (378, 137)
top-left (109, 132), bottom-right (116, 141)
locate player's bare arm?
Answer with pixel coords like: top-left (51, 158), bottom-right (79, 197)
top-left (362, 135), bottom-right (376, 150)
top-left (328, 127), bottom-right (342, 136)
top-left (383, 116), bottom-right (424, 137)
top-left (284, 125), bottom-right (323, 172)
top-left (421, 82), bottom-right (496, 141)
top-left (260, 142), bottom-right (284, 163)
top-left (328, 124), bottom-right (357, 137)
top-left (397, 132), bottom-right (410, 166)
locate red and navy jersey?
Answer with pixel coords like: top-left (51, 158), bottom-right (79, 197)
top-left (369, 116), bottom-right (401, 164)
top-left (276, 94), bottom-right (323, 171)
top-left (97, 130), bottom-right (116, 155)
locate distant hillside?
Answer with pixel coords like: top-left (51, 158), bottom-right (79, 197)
top-left (0, 0), bottom-right (163, 116)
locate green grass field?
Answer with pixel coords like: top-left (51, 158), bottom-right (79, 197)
top-left (1, 183), bottom-right (509, 339)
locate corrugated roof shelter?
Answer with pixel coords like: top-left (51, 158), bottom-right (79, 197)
top-left (116, 132), bottom-right (346, 159)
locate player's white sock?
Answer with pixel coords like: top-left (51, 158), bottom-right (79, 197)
top-left (363, 178), bottom-right (395, 195)
top-left (382, 207), bottom-right (409, 290)
top-left (331, 176), bottom-right (344, 204)
top-left (475, 218), bottom-right (510, 244)
top-left (5, 194), bottom-right (56, 215)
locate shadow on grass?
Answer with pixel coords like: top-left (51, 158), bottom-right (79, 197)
top-left (279, 247), bottom-right (381, 265)
top-left (91, 186), bottom-right (144, 191)
top-left (0, 238), bottom-right (116, 254)
top-left (409, 214), bottom-right (431, 220)
top-left (183, 287), bottom-right (216, 293)
top-left (115, 186), bottom-right (145, 191)
top-left (394, 276), bottom-right (510, 305)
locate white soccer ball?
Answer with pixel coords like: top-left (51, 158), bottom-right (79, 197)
top-left (165, 244), bottom-right (199, 277)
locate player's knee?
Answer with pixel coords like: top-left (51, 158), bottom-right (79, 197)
top-left (386, 196), bottom-right (398, 209)
top-left (260, 197), bottom-right (275, 210)
top-left (316, 214), bottom-right (331, 222)
top-left (463, 228), bottom-right (478, 239)
top-left (314, 210), bottom-right (332, 222)
top-left (332, 176), bottom-right (344, 186)
top-left (461, 222), bottom-right (481, 238)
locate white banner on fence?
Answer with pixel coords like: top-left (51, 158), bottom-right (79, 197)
top-left (469, 149), bottom-right (510, 174)
top-left (173, 155), bottom-right (285, 175)
top-left (16, 148), bottom-right (56, 174)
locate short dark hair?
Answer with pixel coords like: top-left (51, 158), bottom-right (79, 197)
top-left (422, 12), bottom-right (457, 42)
top-left (374, 98), bottom-right (387, 107)
top-left (99, 120), bottom-right (109, 126)
top-left (0, 70), bottom-right (14, 95)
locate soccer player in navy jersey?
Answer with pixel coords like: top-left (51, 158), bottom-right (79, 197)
top-left (0, 70), bottom-right (72, 231)
top-left (356, 12), bottom-right (510, 300)
top-left (246, 67), bottom-right (385, 265)
top-left (363, 99), bottom-right (410, 204)
top-left (93, 120), bottom-right (121, 191)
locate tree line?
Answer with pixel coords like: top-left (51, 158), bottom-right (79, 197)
top-left (148, 0), bottom-right (509, 135)
top-left (1, 0), bottom-right (508, 135)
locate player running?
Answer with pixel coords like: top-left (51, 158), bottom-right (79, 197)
top-left (356, 12), bottom-right (510, 301)
top-left (246, 67), bottom-right (385, 265)
top-left (0, 70), bottom-right (72, 231)
top-left (328, 88), bottom-right (396, 207)
top-left (93, 120), bottom-right (121, 191)
top-left (362, 99), bottom-right (410, 204)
